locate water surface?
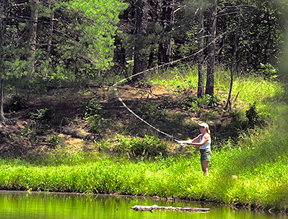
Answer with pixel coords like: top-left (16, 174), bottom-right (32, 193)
top-left (0, 191), bottom-right (286, 219)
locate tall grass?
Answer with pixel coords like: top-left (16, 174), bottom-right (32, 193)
top-left (151, 65), bottom-right (285, 107)
top-left (0, 146), bottom-right (287, 210)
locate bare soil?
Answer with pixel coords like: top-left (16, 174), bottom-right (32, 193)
top-left (0, 84), bottom-right (233, 157)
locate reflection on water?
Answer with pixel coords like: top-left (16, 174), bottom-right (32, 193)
top-left (0, 191), bottom-right (286, 219)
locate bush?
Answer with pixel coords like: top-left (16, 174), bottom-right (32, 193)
top-left (246, 102), bottom-right (271, 128)
top-left (6, 95), bottom-right (28, 112)
top-left (83, 98), bottom-right (102, 118)
top-left (198, 94), bottom-right (220, 108)
top-left (118, 135), bottom-right (168, 160)
top-left (83, 98), bottom-right (111, 134)
top-left (47, 135), bottom-right (61, 148)
top-left (84, 115), bottom-right (111, 133)
top-left (246, 102), bottom-right (259, 128)
top-left (28, 108), bottom-right (53, 124)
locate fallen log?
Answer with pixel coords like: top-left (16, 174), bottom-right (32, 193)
top-left (131, 205), bottom-right (210, 213)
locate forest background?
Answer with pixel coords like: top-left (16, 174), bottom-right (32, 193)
top-left (0, 0), bottom-right (288, 213)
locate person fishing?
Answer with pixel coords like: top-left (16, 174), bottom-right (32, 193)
top-left (177, 123), bottom-right (211, 176)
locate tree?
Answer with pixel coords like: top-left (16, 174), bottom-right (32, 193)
top-left (225, 7), bottom-right (242, 109)
top-left (206, 0), bottom-right (217, 96)
top-left (29, 0), bottom-right (39, 77)
top-left (0, 0), bottom-right (8, 123)
top-left (58, 0), bottom-right (128, 76)
top-left (132, 0), bottom-right (149, 83)
top-left (197, 2), bottom-right (205, 98)
top-left (45, 0), bottom-right (54, 77)
top-left (0, 0), bottom-right (128, 122)
top-left (216, 0), bottom-right (284, 74)
top-left (157, 0), bottom-right (175, 65)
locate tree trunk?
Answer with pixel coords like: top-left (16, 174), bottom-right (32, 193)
top-left (30, 0), bottom-right (39, 78)
top-left (132, 0), bottom-right (148, 83)
top-left (165, 0), bottom-right (174, 63)
top-left (225, 7), bottom-right (241, 109)
top-left (46, 0), bottom-right (54, 78)
top-left (206, 0), bottom-right (217, 96)
top-left (158, 0), bottom-right (175, 66)
top-left (0, 79), bottom-right (5, 123)
top-left (0, 0), bottom-right (8, 123)
top-left (197, 4), bottom-right (204, 98)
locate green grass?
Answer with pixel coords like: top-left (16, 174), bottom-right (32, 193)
top-left (1, 64), bottom-right (288, 212)
top-left (0, 146), bottom-right (287, 210)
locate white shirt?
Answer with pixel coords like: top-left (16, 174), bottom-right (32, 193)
top-left (199, 133), bottom-right (211, 150)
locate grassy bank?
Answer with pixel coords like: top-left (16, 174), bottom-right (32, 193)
top-left (0, 65), bottom-right (288, 213)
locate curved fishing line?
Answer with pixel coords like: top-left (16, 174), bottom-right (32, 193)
top-left (112, 29), bottom-right (231, 141)
top-left (113, 86), bottom-right (179, 141)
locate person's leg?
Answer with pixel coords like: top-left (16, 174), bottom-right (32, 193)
top-left (201, 161), bottom-right (209, 176)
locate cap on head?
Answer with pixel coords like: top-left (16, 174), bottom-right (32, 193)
top-left (199, 122), bottom-right (209, 130)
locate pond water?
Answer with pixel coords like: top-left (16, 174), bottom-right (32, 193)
top-left (0, 191), bottom-right (287, 219)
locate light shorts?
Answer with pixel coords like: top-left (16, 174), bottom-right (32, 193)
top-left (200, 148), bottom-right (212, 161)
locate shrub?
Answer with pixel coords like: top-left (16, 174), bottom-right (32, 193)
top-left (83, 98), bottom-right (111, 134)
top-left (246, 102), bottom-right (259, 128)
top-left (28, 108), bottom-right (53, 124)
top-left (6, 95), bottom-right (28, 112)
top-left (198, 94), bottom-right (220, 108)
top-left (113, 135), bottom-right (168, 160)
top-left (83, 98), bottom-right (102, 118)
top-left (246, 102), bottom-right (271, 128)
top-left (129, 135), bottom-right (167, 160)
top-left (84, 115), bottom-right (111, 133)
top-left (47, 135), bottom-right (61, 148)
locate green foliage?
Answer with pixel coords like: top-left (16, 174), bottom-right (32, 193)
top-left (83, 98), bottom-right (102, 118)
top-left (28, 108), bottom-right (53, 124)
top-left (189, 101), bottom-right (198, 112)
top-left (6, 95), bottom-right (28, 112)
top-left (47, 135), bottom-right (61, 148)
top-left (229, 110), bottom-right (247, 136)
top-left (114, 135), bottom-right (168, 160)
top-left (130, 135), bottom-right (167, 160)
top-left (83, 98), bottom-right (111, 134)
top-left (217, 0), bottom-right (284, 73)
top-left (227, 102), bottom-right (271, 138)
top-left (175, 92), bottom-right (197, 111)
top-left (51, 116), bottom-right (70, 126)
top-left (133, 102), bottom-right (161, 120)
top-left (22, 123), bottom-right (51, 136)
top-left (113, 135), bottom-right (132, 154)
top-left (98, 139), bottom-right (111, 153)
top-left (162, 90), bottom-right (219, 111)
top-left (85, 115), bottom-right (111, 134)
top-left (23, 123), bottom-right (52, 136)
top-left (259, 63), bottom-right (278, 80)
top-left (1, 0), bottom-right (128, 89)
top-left (245, 102), bottom-right (271, 128)
top-left (232, 75), bottom-right (284, 108)
top-left (198, 94), bottom-right (220, 108)
top-left (136, 79), bottom-right (153, 88)
top-left (245, 102), bottom-right (259, 128)
top-left (60, 0), bottom-right (128, 71)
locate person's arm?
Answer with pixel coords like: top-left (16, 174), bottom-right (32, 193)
top-left (188, 134), bottom-right (209, 147)
top-left (177, 135), bottom-right (201, 145)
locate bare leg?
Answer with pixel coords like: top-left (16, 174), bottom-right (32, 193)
top-left (201, 161), bottom-right (209, 176)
